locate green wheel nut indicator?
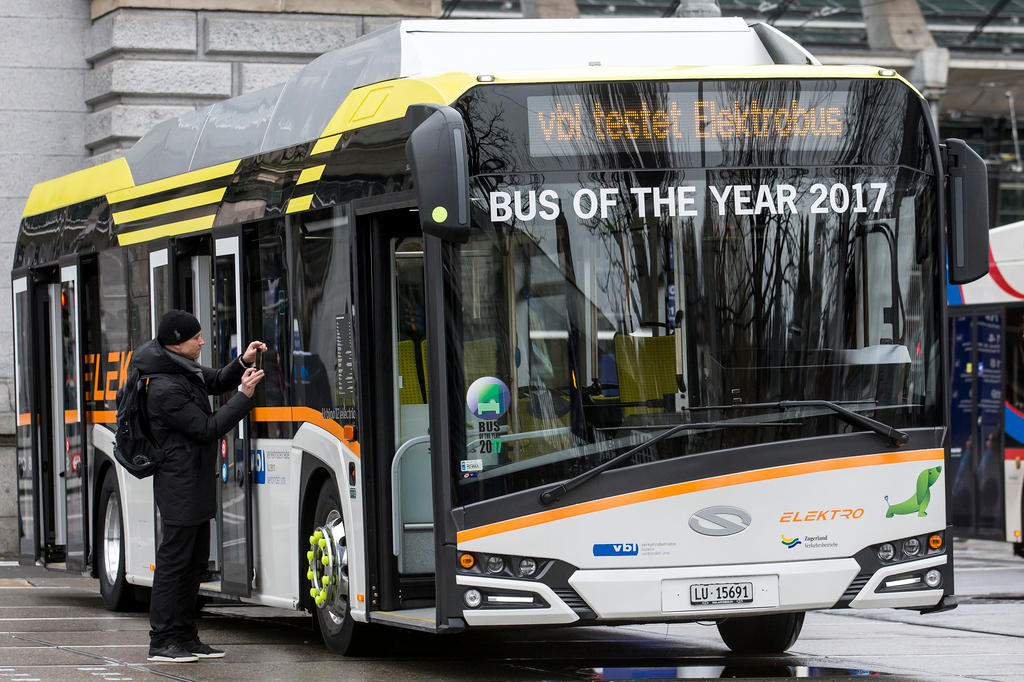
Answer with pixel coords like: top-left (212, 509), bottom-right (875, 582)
top-left (431, 206), bottom-right (448, 223)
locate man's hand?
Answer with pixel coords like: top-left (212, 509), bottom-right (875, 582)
top-left (241, 340), bottom-right (267, 366)
top-left (240, 367), bottom-right (265, 398)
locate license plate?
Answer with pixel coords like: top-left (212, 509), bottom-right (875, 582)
top-left (689, 581), bottom-right (754, 606)
top-left (662, 575), bottom-right (778, 612)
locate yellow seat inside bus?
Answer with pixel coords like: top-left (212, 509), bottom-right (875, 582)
top-left (614, 333), bottom-right (677, 417)
top-left (397, 339), bottom-right (427, 405)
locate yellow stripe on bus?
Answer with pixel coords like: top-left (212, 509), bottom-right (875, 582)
top-left (117, 214), bottom-right (216, 246)
top-left (17, 413), bottom-right (31, 426)
top-left (23, 158), bottom-right (134, 218)
top-left (296, 165), bottom-right (325, 185)
top-left (286, 195), bottom-right (313, 213)
top-left (107, 160), bottom-right (239, 205)
top-left (310, 134), bottom-right (341, 156)
top-left (64, 410), bottom-right (79, 423)
top-left (87, 410), bottom-right (116, 424)
top-left (112, 188), bottom-right (227, 225)
top-left (456, 447), bottom-right (944, 543)
top-left (320, 73), bottom-right (479, 138)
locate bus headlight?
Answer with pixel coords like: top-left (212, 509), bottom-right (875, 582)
top-left (464, 589), bottom-right (482, 608)
top-left (903, 538), bottom-right (921, 557)
top-left (518, 558), bottom-right (537, 576)
top-left (924, 569), bottom-right (942, 588)
top-left (877, 543), bottom-right (895, 562)
top-left (486, 556), bottom-right (504, 574)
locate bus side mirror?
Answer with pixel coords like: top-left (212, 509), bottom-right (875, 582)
top-left (944, 138), bottom-right (989, 284)
top-left (405, 104), bottom-right (471, 243)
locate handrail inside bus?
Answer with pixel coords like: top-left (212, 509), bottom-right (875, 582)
top-left (391, 435), bottom-right (432, 557)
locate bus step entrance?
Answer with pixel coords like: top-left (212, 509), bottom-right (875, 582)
top-left (397, 574), bottom-right (435, 605)
top-left (369, 607), bottom-right (437, 632)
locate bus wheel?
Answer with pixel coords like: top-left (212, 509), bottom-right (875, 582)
top-left (716, 611), bottom-right (805, 654)
top-left (307, 483), bottom-right (372, 655)
top-left (97, 469), bottom-right (133, 611)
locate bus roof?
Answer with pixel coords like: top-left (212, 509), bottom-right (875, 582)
top-left (24, 18), bottom-right (821, 218)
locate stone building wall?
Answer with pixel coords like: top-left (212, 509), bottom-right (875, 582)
top-left (0, 0), bottom-right (438, 558)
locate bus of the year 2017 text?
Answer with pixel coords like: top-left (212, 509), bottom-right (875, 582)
top-left (11, 18), bottom-right (991, 655)
top-left (947, 218), bottom-right (1024, 558)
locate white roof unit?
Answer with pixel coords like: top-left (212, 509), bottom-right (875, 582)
top-left (124, 18), bottom-right (818, 185)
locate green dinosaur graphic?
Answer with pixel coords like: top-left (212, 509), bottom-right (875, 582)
top-left (885, 466), bottom-right (942, 518)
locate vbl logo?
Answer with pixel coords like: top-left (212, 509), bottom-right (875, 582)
top-left (593, 543), bottom-right (639, 556)
top-left (253, 449), bottom-right (266, 485)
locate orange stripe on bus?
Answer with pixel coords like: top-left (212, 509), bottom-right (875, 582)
top-left (18, 413), bottom-right (31, 426)
top-left (84, 405), bottom-right (359, 454)
top-left (64, 410), bottom-right (79, 423)
top-left (457, 448), bottom-right (944, 544)
top-left (252, 406), bottom-right (360, 456)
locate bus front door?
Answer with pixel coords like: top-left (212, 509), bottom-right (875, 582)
top-left (950, 312), bottom-right (1005, 537)
top-left (359, 208), bottom-right (437, 617)
top-left (390, 234), bottom-right (434, 587)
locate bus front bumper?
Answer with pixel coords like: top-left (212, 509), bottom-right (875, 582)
top-left (455, 555), bottom-right (948, 626)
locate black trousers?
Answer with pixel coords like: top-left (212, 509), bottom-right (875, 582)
top-left (149, 520), bottom-right (210, 647)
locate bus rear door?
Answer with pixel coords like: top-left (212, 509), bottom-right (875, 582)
top-left (12, 261), bottom-right (87, 570)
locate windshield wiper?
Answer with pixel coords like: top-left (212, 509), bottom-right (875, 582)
top-left (538, 421), bottom-right (788, 505)
top-left (722, 400), bottom-right (910, 447)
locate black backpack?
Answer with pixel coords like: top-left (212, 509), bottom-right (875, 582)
top-left (113, 370), bottom-right (162, 479)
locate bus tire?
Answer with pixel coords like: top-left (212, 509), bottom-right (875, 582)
top-left (309, 481), bottom-right (374, 655)
top-left (97, 469), bottom-right (133, 611)
top-left (716, 611), bottom-right (805, 654)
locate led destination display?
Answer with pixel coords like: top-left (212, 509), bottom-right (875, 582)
top-left (527, 88), bottom-right (853, 158)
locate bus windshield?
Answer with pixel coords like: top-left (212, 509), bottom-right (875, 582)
top-left (451, 80), bottom-right (943, 507)
top-left (454, 165), bottom-right (942, 506)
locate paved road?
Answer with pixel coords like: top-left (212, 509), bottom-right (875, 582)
top-left (1, 539), bottom-right (1022, 681)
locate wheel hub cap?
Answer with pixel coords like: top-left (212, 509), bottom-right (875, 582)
top-left (306, 510), bottom-right (349, 615)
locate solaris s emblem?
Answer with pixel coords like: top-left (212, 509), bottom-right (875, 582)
top-left (688, 506), bottom-right (752, 536)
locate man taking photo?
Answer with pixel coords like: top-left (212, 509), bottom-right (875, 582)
top-left (130, 309), bottom-right (265, 663)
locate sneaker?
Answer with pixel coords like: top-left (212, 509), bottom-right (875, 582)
top-left (184, 640), bottom-right (225, 659)
top-left (147, 642), bottom-right (198, 662)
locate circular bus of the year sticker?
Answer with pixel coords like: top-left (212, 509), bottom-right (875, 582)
top-left (466, 377), bottom-right (511, 421)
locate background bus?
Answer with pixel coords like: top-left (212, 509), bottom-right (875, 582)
top-left (948, 218), bottom-right (1024, 557)
top-left (12, 17), bottom-right (989, 656)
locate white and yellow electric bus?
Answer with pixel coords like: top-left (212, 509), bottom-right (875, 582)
top-left (948, 219), bottom-right (1024, 557)
top-left (12, 18), bottom-right (990, 655)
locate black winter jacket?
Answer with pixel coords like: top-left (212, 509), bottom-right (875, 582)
top-left (131, 339), bottom-right (252, 526)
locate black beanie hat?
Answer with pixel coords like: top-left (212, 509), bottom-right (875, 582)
top-left (158, 310), bottom-right (202, 346)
